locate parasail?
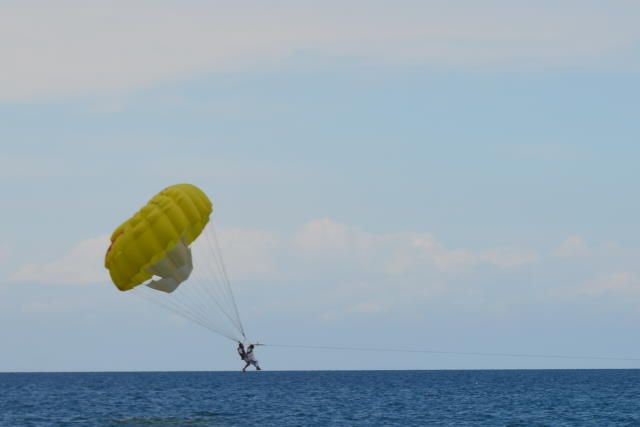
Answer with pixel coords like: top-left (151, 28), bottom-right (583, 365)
top-left (105, 183), bottom-right (246, 342)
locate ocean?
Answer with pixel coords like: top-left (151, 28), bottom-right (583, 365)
top-left (1, 370), bottom-right (639, 426)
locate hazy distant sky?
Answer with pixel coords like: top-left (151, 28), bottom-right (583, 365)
top-left (1, 1), bottom-right (639, 372)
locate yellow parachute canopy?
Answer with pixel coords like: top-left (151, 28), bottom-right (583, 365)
top-left (105, 184), bottom-right (212, 292)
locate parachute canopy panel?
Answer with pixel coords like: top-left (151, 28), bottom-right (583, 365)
top-left (105, 183), bottom-right (212, 291)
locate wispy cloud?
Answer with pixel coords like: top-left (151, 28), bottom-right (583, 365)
top-left (293, 218), bottom-right (537, 274)
top-left (13, 219), bottom-right (640, 320)
top-left (11, 235), bottom-right (110, 285)
top-left (9, 227), bottom-right (280, 287)
top-left (554, 235), bottom-right (589, 258)
top-left (197, 227), bottom-right (280, 281)
top-left (2, 1), bottom-right (639, 101)
top-left (10, 219), bottom-right (538, 288)
top-left (582, 272), bottom-right (640, 297)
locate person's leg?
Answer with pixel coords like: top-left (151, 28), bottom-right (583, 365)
top-left (242, 362), bottom-right (250, 372)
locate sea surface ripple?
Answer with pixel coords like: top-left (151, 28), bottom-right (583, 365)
top-left (1, 370), bottom-right (639, 426)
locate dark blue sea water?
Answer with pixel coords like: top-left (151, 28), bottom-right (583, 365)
top-left (1, 370), bottom-right (639, 426)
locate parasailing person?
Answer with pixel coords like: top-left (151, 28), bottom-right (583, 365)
top-left (242, 344), bottom-right (261, 372)
top-left (237, 342), bottom-right (246, 361)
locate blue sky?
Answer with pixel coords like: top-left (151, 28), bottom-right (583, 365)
top-left (1, 1), bottom-right (640, 371)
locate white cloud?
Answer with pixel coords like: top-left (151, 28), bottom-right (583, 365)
top-left (18, 218), bottom-right (640, 325)
top-left (10, 227), bottom-right (280, 287)
top-left (11, 219), bottom-right (538, 289)
top-left (196, 227), bottom-right (279, 281)
top-left (554, 235), bottom-right (589, 258)
top-left (479, 248), bottom-right (538, 269)
top-left (582, 272), bottom-right (640, 297)
top-left (292, 219), bottom-right (537, 275)
top-left (412, 237), bottom-right (537, 272)
top-left (11, 235), bottom-right (110, 285)
top-left (2, 1), bottom-right (639, 101)
top-left (292, 218), bottom-right (375, 259)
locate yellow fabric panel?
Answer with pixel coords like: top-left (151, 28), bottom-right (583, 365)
top-left (105, 184), bottom-right (212, 291)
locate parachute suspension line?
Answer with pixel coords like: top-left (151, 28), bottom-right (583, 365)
top-left (127, 226), bottom-right (248, 343)
top-left (138, 293), bottom-right (235, 341)
top-left (137, 272), bottom-right (214, 334)
top-left (131, 226), bottom-right (248, 342)
top-left (184, 252), bottom-right (236, 331)
top-left (135, 222), bottom-right (246, 342)
top-left (173, 253), bottom-right (244, 342)
top-left (132, 286), bottom-right (239, 341)
top-left (189, 274), bottom-right (235, 335)
top-left (199, 231), bottom-right (240, 333)
top-left (193, 226), bottom-right (245, 337)
top-left (172, 274), bottom-right (238, 339)
top-left (207, 224), bottom-right (246, 338)
top-left (137, 275), bottom-right (239, 341)
top-left (261, 344), bottom-right (640, 362)
top-left (188, 265), bottom-right (243, 340)
top-left (149, 245), bottom-right (241, 340)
